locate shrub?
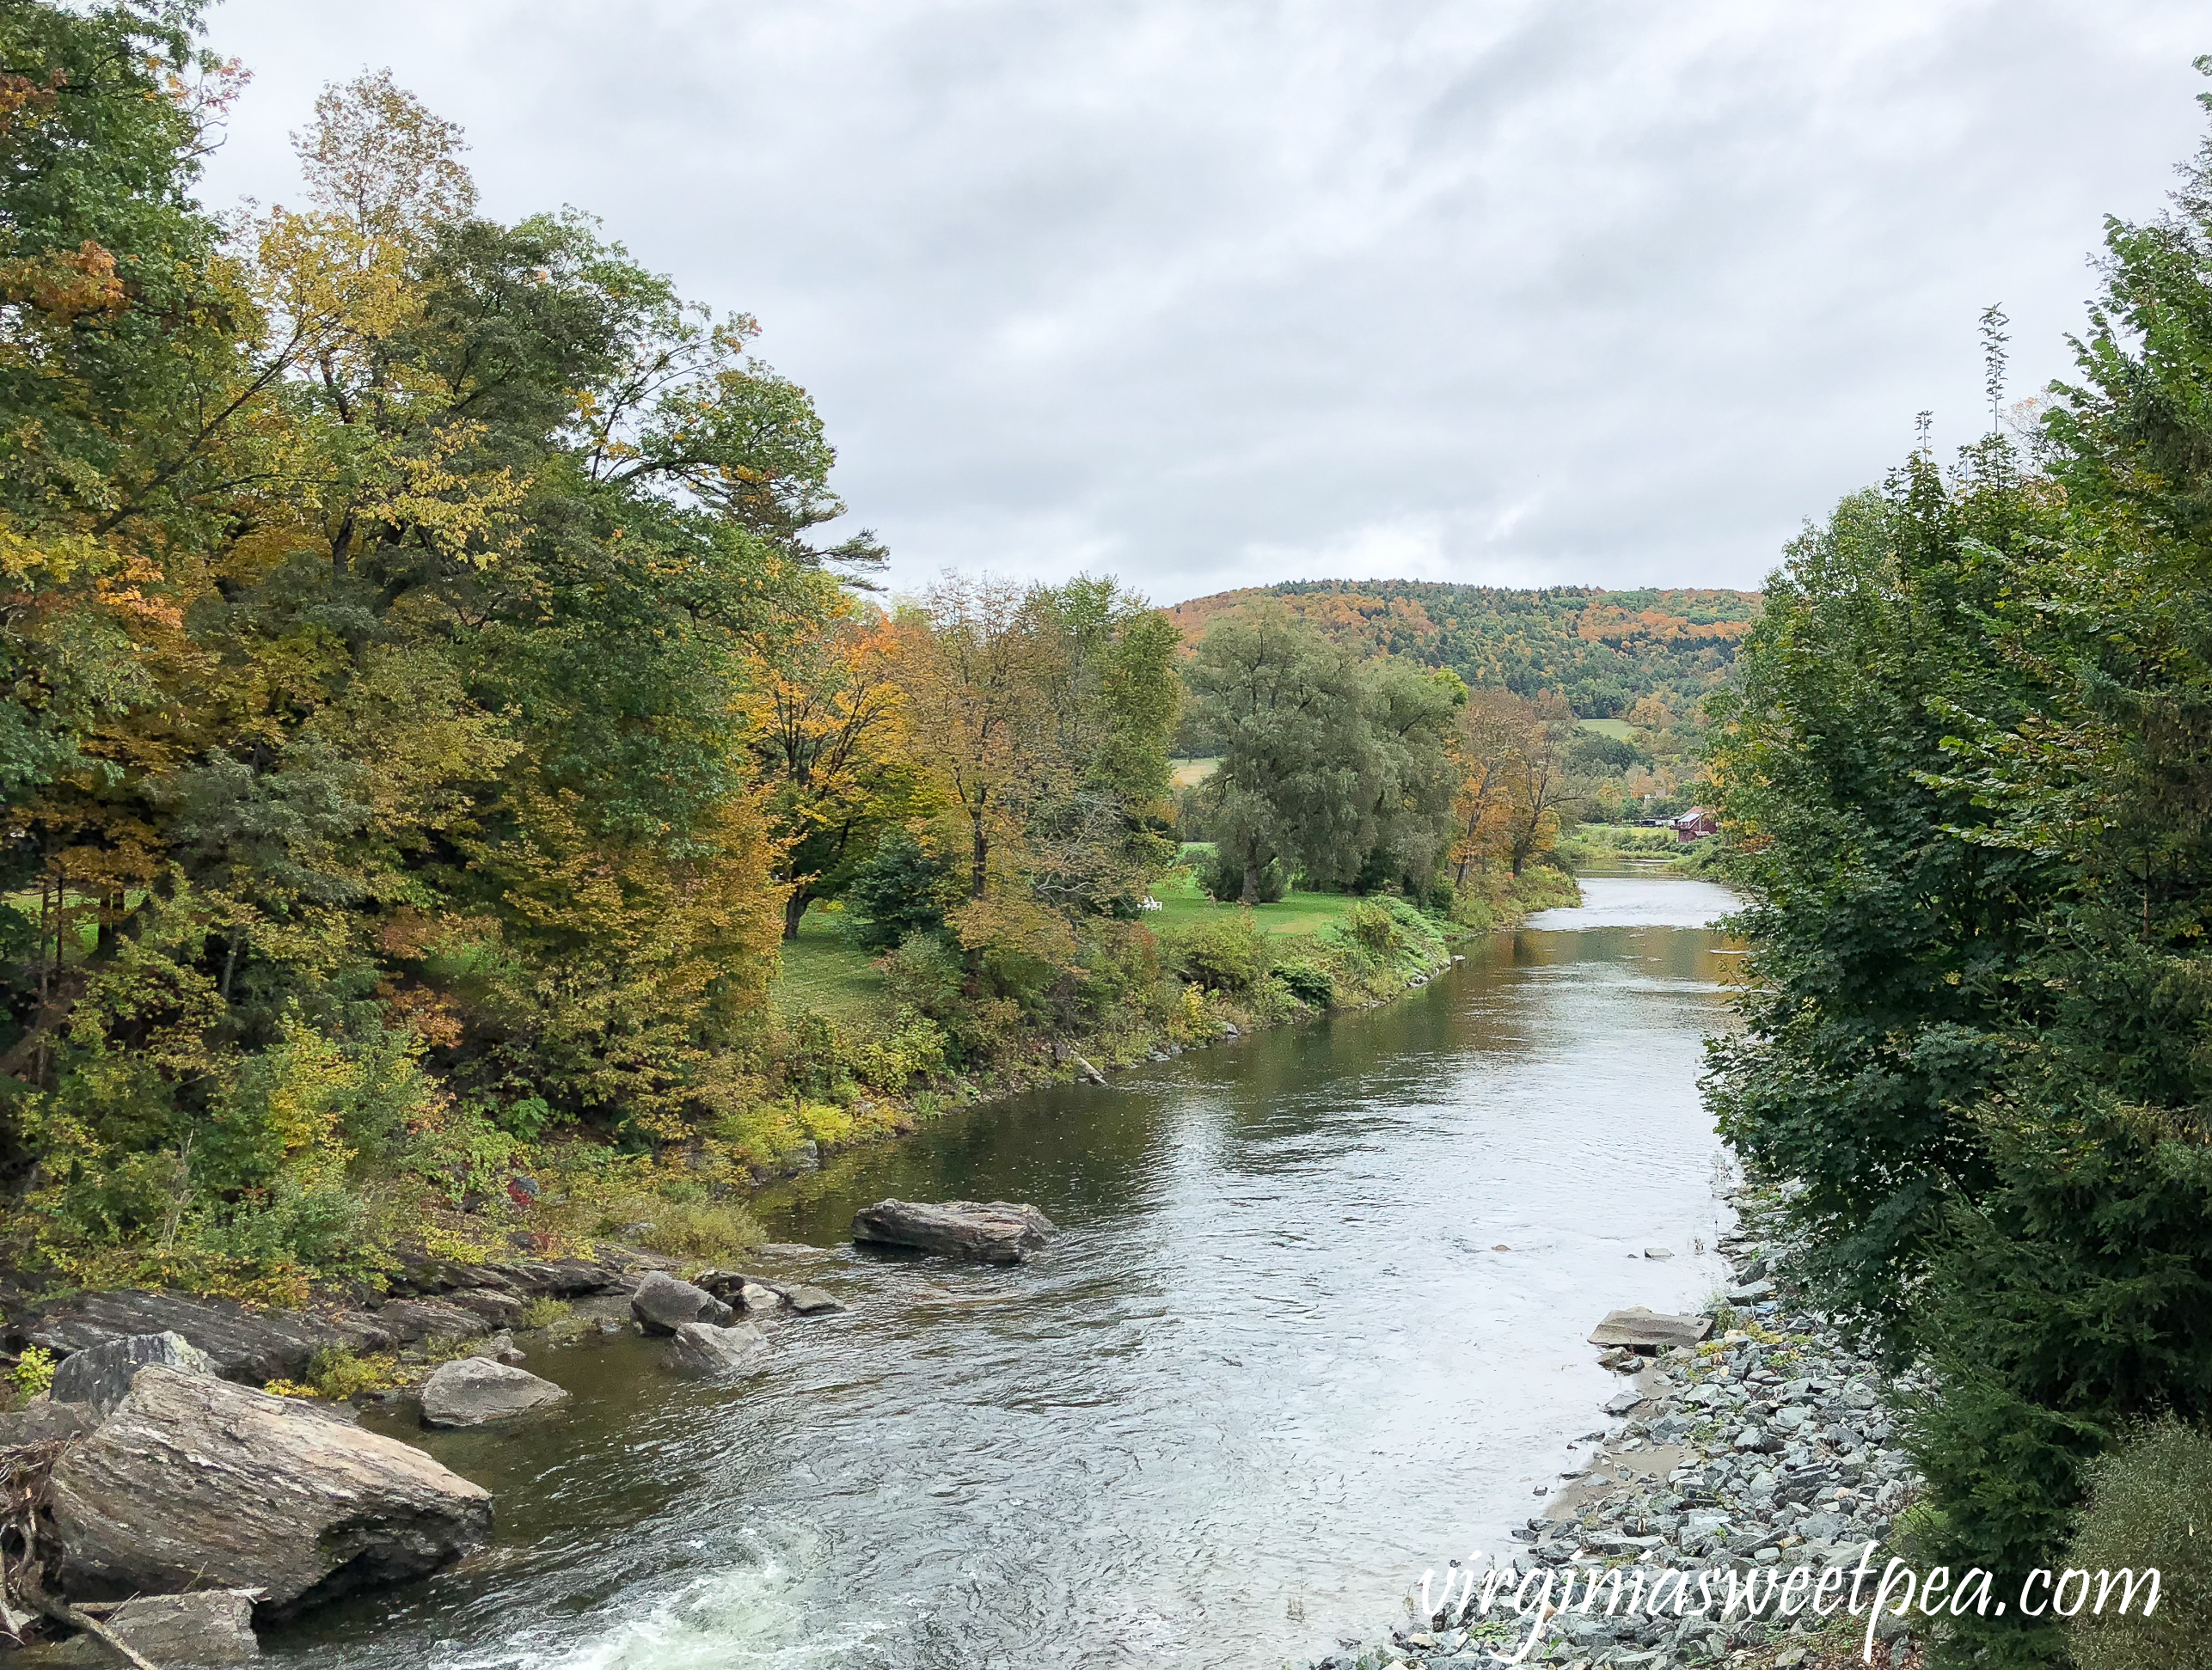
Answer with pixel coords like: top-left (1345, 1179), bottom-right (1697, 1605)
top-left (2065, 1419), bottom-right (2212, 1670)
top-left (584, 1193), bottom-right (763, 1262)
top-left (1164, 912), bottom-right (1270, 992)
top-left (517, 1296), bottom-right (572, 1330)
top-left (1273, 959), bottom-right (1335, 1006)
top-left (843, 831), bottom-right (954, 951)
top-left (10, 1347), bottom-right (54, 1398)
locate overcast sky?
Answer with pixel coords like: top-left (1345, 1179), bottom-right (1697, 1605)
top-left (194, 1), bottom-right (2209, 603)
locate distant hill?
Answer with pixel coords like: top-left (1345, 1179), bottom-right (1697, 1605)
top-left (1163, 579), bottom-right (1761, 718)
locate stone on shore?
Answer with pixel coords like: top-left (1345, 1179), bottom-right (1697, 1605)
top-left (47, 1366), bottom-right (493, 1614)
top-left (50, 1330), bottom-right (214, 1421)
top-left (34, 1591), bottom-right (260, 1666)
top-left (1586, 1306), bottom-right (1713, 1349)
top-left (667, 1320), bottom-right (769, 1379)
top-left (419, 1356), bottom-right (567, 1428)
top-left (851, 1199), bottom-right (1055, 1263)
top-left (0, 1401), bottom-right (94, 1446)
top-left (630, 1271), bottom-right (735, 1335)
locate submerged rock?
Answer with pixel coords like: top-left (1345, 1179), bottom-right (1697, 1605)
top-left (851, 1199), bottom-right (1056, 1264)
top-left (50, 1330), bottom-right (213, 1421)
top-left (47, 1366), bottom-right (493, 1614)
top-left (419, 1357), bottom-right (567, 1428)
top-left (629, 1271), bottom-right (735, 1335)
top-left (667, 1320), bottom-right (769, 1379)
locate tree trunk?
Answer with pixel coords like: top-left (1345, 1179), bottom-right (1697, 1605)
top-left (1240, 837), bottom-right (1260, 905)
top-left (781, 887), bottom-right (810, 942)
top-left (971, 814), bottom-right (989, 901)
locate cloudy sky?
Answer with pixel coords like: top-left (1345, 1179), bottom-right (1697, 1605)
top-left (194, 1), bottom-right (2208, 603)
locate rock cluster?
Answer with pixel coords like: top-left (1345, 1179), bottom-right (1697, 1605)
top-left (10, 1247), bottom-right (662, 1385)
top-left (1307, 1184), bottom-right (1928, 1669)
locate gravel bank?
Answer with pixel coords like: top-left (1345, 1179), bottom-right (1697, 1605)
top-left (1305, 1180), bottom-right (1930, 1670)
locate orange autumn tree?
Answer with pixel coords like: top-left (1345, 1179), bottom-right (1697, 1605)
top-left (743, 596), bottom-right (923, 940)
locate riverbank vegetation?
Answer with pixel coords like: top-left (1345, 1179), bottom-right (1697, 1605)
top-left (1707, 69), bottom-right (2212, 1670)
top-left (0, 2), bottom-right (1610, 1307)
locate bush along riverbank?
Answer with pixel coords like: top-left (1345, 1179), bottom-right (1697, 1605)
top-left (1308, 1177), bottom-right (1941, 1670)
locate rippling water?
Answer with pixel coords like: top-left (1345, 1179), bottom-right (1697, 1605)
top-left (272, 874), bottom-right (1739, 1670)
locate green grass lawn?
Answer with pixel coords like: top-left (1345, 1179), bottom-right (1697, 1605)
top-left (769, 872), bottom-right (1369, 1024)
top-left (1147, 868), bottom-right (1365, 936)
top-left (769, 906), bottom-right (891, 1025)
top-left (1578, 717), bottom-right (1637, 741)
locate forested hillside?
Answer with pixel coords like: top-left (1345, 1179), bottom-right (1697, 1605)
top-left (1166, 581), bottom-right (1760, 718)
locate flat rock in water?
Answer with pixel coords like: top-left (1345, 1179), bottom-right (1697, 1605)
top-left (630, 1271), bottom-right (735, 1335)
top-left (851, 1199), bottom-right (1056, 1264)
top-left (31, 1591), bottom-right (260, 1666)
top-left (47, 1366), bottom-right (492, 1614)
top-left (735, 1282), bottom-right (782, 1315)
top-left (1727, 1279), bottom-right (1778, 1303)
top-left (419, 1356), bottom-right (567, 1428)
top-left (1587, 1307), bottom-right (1713, 1349)
top-left (26, 1291), bottom-right (392, 1386)
top-left (1642, 1247), bottom-right (1674, 1260)
top-left (780, 1283), bottom-right (844, 1315)
top-left (667, 1320), bottom-right (769, 1379)
top-left (1602, 1388), bottom-right (1646, 1416)
top-left (50, 1330), bottom-right (214, 1421)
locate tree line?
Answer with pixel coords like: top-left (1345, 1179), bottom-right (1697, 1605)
top-left (1707, 67), bottom-right (2212, 1669)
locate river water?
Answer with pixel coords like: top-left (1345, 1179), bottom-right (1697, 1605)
top-left (272, 872), bottom-right (1740, 1670)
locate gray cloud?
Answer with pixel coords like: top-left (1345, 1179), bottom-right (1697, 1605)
top-left (197, 0), bottom-right (2209, 598)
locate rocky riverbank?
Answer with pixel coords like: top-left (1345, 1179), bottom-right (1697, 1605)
top-left (0, 1245), bottom-right (851, 1663)
top-left (1306, 1179), bottom-right (1931, 1670)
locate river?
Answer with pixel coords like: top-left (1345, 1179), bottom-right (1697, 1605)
top-left (271, 871), bottom-right (1740, 1670)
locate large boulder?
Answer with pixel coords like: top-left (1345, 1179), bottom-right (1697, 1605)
top-left (850, 1199), bottom-right (1056, 1263)
top-left (51, 1331), bottom-right (214, 1421)
top-left (46, 1366), bottom-right (492, 1615)
top-left (629, 1271), bottom-right (733, 1335)
top-left (418, 1357), bottom-right (567, 1428)
top-left (34, 1591), bottom-right (260, 1666)
top-left (666, 1321), bottom-right (768, 1379)
top-left (25, 1292), bottom-right (392, 1386)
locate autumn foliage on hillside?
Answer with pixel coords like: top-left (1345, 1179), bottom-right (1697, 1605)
top-left (1166, 580), bottom-right (1758, 718)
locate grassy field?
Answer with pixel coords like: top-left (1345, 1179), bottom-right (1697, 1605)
top-left (768, 870), bottom-right (1373, 1024)
top-left (1169, 756), bottom-right (1222, 787)
top-left (1577, 717), bottom-right (1637, 741)
top-left (1146, 866), bottom-right (1367, 936)
top-left (769, 905), bottom-right (891, 1025)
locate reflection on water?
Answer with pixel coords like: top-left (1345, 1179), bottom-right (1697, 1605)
top-left (272, 877), bottom-right (1737, 1670)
